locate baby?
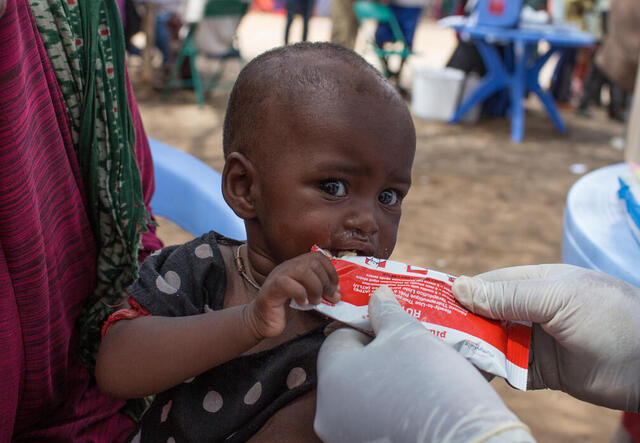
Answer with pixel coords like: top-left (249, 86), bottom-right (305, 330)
top-left (96, 42), bottom-right (416, 442)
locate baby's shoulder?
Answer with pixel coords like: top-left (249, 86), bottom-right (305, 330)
top-left (130, 231), bottom-right (240, 316)
top-left (156, 230), bottom-right (240, 266)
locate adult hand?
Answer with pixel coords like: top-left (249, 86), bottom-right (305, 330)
top-left (315, 286), bottom-right (534, 443)
top-left (453, 264), bottom-right (640, 413)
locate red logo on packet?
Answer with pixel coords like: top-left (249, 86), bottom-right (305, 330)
top-left (365, 257), bottom-right (386, 268)
top-left (489, 0), bottom-right (505, 15)
top-left (405, 265), bottom-right (428, 275)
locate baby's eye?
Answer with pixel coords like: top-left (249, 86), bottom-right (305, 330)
top-left (379, 189), bottom-right (400, 206)
top-left (319, 180), bottom-right (347, 197)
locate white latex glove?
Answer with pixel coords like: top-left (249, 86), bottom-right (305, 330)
top-left (452, 264), bottom-right (640, 413)
top-left (315, 286), bottom-right (534, 443)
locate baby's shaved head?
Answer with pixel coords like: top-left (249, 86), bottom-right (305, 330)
top-left (222, 42), bottom-right (405, 158)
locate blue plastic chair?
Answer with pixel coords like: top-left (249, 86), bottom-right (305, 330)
top-left (148, 138), bottom-right (246, 241)
top-left (471, 0), bottom-right (522, 28)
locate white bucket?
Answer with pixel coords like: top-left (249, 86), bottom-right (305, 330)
top-left (411, 66), bottom-right (481, 124)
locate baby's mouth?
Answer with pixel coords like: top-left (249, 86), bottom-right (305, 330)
top-left (330, 248), bottom-right (373, 258)
top-left (335, 250), bottom-right (358, 258)
top-left (329, 232), bottom-right (376, 258)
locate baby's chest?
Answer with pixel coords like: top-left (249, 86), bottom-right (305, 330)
top-left (247, 390), bottom-right (321, 442)
top-left (138, 327), bottom-right (326, 442)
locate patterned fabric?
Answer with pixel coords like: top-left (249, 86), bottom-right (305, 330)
top-left (0, 0), bottom-right (161, 438)
top-left (28, 0), bottom-right (154, 372)
top-left (125, 232), bottom-right (327, 442)
top-left (0, 1), bottom-right (134, 440)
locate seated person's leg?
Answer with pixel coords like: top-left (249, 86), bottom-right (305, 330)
top-left (301, 0), bottom-right (314, 41)
top-left (609, 82), bottom-right (628, 121)
top-left (285, 0), bottom-right (297, 43)
top-left (391, 5), bottom-right (421, 48)
top-left (374, 22), bottom-right (393, 47)
top-left (577, 64), bottom-right (607, 114)
top-left (550, 49), bottom-right (576, 104)
top-left (446, 39), bottom-right (486, 76)
top-left (155, 12), bottom-right (173, 65)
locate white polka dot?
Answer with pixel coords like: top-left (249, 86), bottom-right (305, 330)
top-left (167, 438), bottom-right (176, 443)
top-left (195, 244), bottom-right (213, 258)
top-left (183, 376), bottom-right (195, 383)
top-left (244, 382), bottom-right (262, 405)
top-left (164, 271), bottom-right (181, 289)
top-left (131, 431), bottom-right (141, 443)
top-left (155, 272), bottom-right (181, 294)
top-left (203, 390), bottom-right (223, 413)
top-left (286, 367), bottom-right (307, 389)
top-left (160, 400), bottom-right (172, 422)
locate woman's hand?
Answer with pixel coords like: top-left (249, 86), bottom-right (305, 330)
top-left (245, 251), bottom-right (340, 339)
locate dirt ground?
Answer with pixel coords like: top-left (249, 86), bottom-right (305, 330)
top-left (131, 12), bottom-right (629, 442)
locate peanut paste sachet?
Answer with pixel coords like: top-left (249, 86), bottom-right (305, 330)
top-left (291, 246), bottom-right (531, 390)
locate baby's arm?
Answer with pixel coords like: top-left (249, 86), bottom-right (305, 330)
top-left (96, 303), bottom-right (261, 399)
top-left (96, 250), bottom-right (339, 399)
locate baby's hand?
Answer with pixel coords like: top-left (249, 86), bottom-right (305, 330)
top-left (245, 251), bottom-right (340, 339)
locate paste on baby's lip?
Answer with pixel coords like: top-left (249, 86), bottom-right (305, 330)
top-left (336, 251), bottom-right (357, 258)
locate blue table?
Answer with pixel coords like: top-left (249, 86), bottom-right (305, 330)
top-left (562, 163), bottom-right (640, 288)
top-left (438, 16), bottom-right (595, 143)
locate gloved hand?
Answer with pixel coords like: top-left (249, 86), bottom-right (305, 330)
top-left (452, 264), bottom-right (640, 413)
top-left (315, 286), bottom-right (534, 443)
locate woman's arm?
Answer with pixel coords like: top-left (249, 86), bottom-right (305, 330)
top-left (95, 304), bottom-right (260, 399)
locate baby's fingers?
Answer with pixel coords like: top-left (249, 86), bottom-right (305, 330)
top-left (308, 254), bottom-right (340, 304)
top-left (297, 265), bottom-right (332, 305)
top-left (277, 275), bottom-right (318, 307)
top-left (281, 265), bottom-right (335, 306)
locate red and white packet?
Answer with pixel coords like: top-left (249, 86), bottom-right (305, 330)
top-left (292, 247), bottom-right (532, 390)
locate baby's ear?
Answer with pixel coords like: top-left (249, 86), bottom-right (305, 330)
top-left (222, 152), bottom-right (257, 220)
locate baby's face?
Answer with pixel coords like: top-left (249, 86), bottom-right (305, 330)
top-left (251, 86), bottom-right (415, 263)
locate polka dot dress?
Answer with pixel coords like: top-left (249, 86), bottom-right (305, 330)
top-left (124, 232), bottom-right (327, 442)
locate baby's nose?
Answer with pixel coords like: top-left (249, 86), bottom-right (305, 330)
top-left (343, 203), bottom-right (379, 236)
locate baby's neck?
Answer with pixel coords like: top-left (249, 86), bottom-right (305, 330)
top-left (241, 243), bottom-right (277, 288)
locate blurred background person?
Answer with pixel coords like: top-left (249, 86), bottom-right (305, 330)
top-left (125, 0), bottom-right (183, 71)
top-left (374, 0), bottom-right (431, 50)
top-left (549, 0), bottom-right (592, 108)
top-left (285, 0), bottom-right (315, 43)
top-left (576, 0), bottom-right (638, 122)
top-left (187, 0), bottom-right (245, 59)
top-left (330, 0), bottom-right (358, 48)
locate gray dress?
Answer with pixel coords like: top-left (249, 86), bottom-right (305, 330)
top-left (125, 232), bottom-right (326, 442)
